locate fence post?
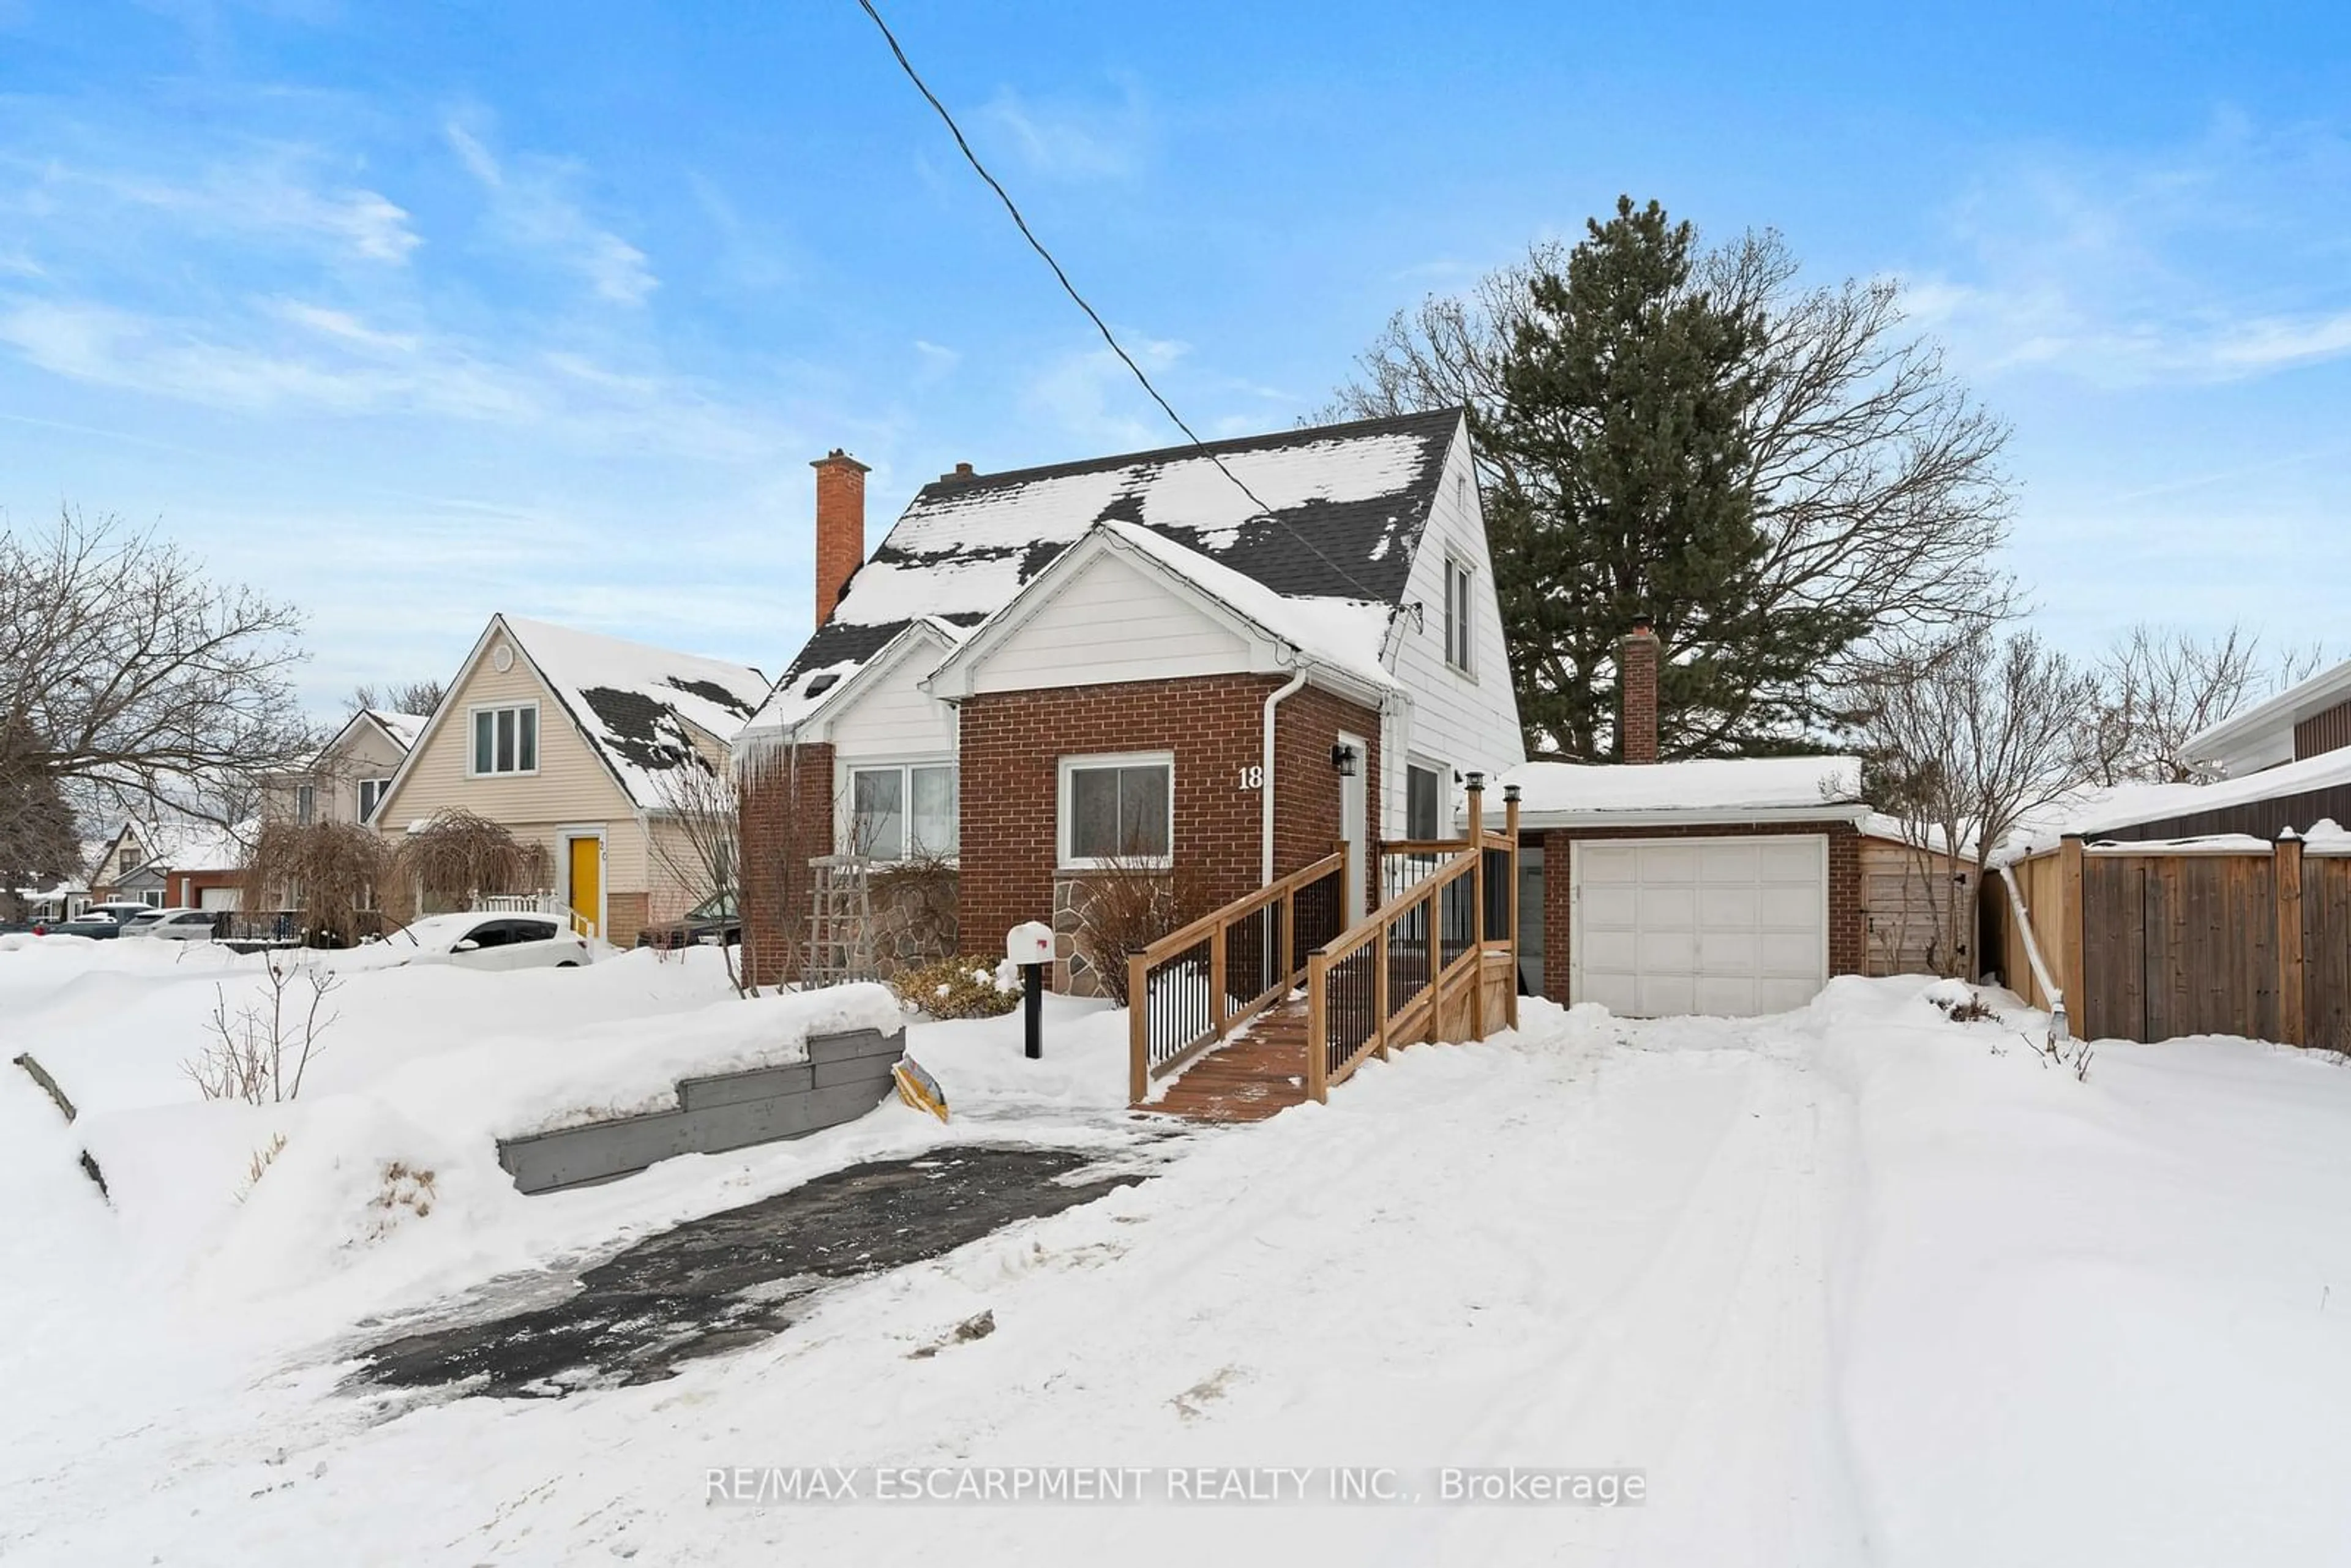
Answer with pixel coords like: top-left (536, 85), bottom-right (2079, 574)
top-left (1306, 951), bottom-right (1330, 1103)
top-left (2058, 834), bottom-right (2087, 1033)
top-left (1209, 922), bottom-right (1228, 1037)
top-left (1425, 885), bottom-right (1443, 1043)
top-left (1466, 773), bottom-right (1486, 1039)
top-left (1504, 784), bottom-right (1521, 1032)
top-left (2277, 830), bottom-right (2306, 1048)
top-left (1128, 953), bottom-right (1149, 1105)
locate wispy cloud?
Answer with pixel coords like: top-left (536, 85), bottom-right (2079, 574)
top-left (1024, 332), bottom-right (1188, 449)
top-left (1, 146), bottom-right (419, 263)
top-left (444, 119), bottom-right (656, 305)
top-left (1903, 114), bottom-right (2351, 386)
top-left (980, 80), bottom-right (1149, 181)
top-left (912, 338), bottom-right (960, 382)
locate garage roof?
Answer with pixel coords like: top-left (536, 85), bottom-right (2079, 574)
top-left (1503, 756), bottom-right (1866, 830)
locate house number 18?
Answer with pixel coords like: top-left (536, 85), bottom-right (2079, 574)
top-left (1237, 765), bottom-right (1265, 790)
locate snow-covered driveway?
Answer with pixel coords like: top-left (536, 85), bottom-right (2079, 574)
top-left (8, 963), bottom-right (2351, 1565)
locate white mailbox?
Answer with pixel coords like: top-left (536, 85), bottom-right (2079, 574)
top-left (1005, 921), bottom-right (1054, 966)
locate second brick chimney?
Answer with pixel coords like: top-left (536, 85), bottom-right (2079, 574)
top-left (811, 448), bottom-right (871, 627)
top-left (1620, 616), bottom-right (1660, 765)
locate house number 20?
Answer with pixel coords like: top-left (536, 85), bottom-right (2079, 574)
top-left (1237, 766), bottom-right (1264, 790)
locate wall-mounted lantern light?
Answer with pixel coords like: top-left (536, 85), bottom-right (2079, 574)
top-left (1330, 743), bottom-right (1359, 776)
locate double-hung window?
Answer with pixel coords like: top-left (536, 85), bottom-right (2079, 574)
top-left (847, 762), bottom-right (958, 860)
top-left (1443, 557), bottom-right (1476, 674)
top-left (295, 782), bottom-right (317, 825)
top-left (1059, 752), bottom-right (1174, 869)
top-left (357, 778), bottom-right (392, 822)
top-left (470, 703), bottom-right (539, 776)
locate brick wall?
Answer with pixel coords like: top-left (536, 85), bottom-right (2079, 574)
top-left (958, 674), bottom-right (1381, 988)
top-left (738, 740), bottom-right (834, 987)
top-left (1537, 820), bottom-right (1864, 1003)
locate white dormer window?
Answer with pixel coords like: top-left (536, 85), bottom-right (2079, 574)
top-left (1444, 557), bottom-right (1475, 675)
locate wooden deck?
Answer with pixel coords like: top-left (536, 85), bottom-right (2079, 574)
top-left (1141, 997), bottom-right (1311, 1122)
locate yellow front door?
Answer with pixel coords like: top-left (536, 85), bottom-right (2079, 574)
top-left (568, 838), bottom-right (601, 939)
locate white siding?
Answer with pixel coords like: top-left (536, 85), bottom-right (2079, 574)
top-left (1381, 426), bottom-right (1524, 834)
top-left (821, 632), bottom-right (960, 756)
top-left (969, 552), bottom-right (1250, 695)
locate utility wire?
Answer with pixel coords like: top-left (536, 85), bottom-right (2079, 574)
top-left (853, 0), bottom-right (1391, 607)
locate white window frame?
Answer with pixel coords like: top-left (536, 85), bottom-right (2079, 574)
top-left (295, 781), bottom-right (317, 825)
top-left (1057, 750), bottom-right (1176, 871)
top-left (357, 778), bottom-right (393, 822)
top-left (467, 700), bottom-right (541, 778)
top-left (1405, 757), bottom-right (1449, 842)
top-left (842, 759), bottom-right (960, 861)
top-left (1443, 555), bottom-right (1476, 675)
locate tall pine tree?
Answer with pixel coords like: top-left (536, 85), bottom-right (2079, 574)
top-left (1477, 198), bottom-right (1864, 759)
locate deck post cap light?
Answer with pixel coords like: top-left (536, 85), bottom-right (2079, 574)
top-left (1465, 771), bottom-right (1486, 792)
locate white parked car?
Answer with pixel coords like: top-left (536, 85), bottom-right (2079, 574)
top-left (133, 907), bottom-right (219, 941)
top-left (385, 912), bottom-right (593, 972)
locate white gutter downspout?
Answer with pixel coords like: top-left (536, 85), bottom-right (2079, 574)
top-left (1261, 662), bottom-right (1310, 884)
top-left (1996, 861), bottom-right (2068, 1045)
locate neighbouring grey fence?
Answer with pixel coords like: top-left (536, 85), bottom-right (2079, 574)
top-left (495, 1026), bottom-right (906, 1195)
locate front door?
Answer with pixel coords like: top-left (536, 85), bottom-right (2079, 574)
top-left (567, 836), bottom-right (602, 940)
top-left (1338, 732), bottom-right (1369, 926)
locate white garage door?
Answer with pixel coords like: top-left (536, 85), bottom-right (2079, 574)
top-left (1570, 836), bottom-right (1828, 1018)
top-left (198, 887), bottom-right (242, 911)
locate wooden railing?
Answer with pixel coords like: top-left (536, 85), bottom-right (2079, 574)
top-left (1306, 787), bottom-right (1520, 1103)
top-left (1127, 850), bottom-right (1347, 1103)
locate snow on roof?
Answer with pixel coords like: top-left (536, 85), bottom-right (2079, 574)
top-left (1504, 755), bottom-right (1864, 824)
top-left (748, 616), bottom-right (967, 735)
top-left (2184, 656), bottom-right (2351, 765)
top-left (1095, 521), bottom-right (1397, 691)
top-left (1997, 746), bottom-right (2351, 863)
top-left (369, 709), bottom-right (430, 751)
top-left (123, 817), bottom-right (254, 874)
top-left (743, 409), bottom-right (1461, 735)
top-left (499, 617), bottom-right (769, 809)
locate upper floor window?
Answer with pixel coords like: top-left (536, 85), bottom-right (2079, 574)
top-left (295, 782), bottom-right (317, 825)
top-left (117, 846), bottom-right (137, 874)
top-left (471, 703), bottom-right (539, 776)
top-left (849, 763), bottom-right (958, 860)
top-left (1060, 752), bottom-right (1173, 869)
top-left (1444, 557), bottom-right (1475, 674)
top-left (358, 778), bottom-right (392, 822)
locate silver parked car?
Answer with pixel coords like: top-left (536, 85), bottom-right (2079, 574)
top-left (135, 907), bottom-right (220, 942)
top-left (384, 912), bottom-right (593, 971)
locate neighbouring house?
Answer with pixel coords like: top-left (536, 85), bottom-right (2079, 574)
top-left (368, 614), bottom-right (769, 947)
top-left (264, 708), bottom-right (430, 832)
top-left (1502, 623), bottom-right (1870, 1016)
top-left (2184, 655), bottom-right (2351, 780)
top-left (85, 817), bottom-right (253, 912)
top-left (737, 408), bottom-right (1526, 992)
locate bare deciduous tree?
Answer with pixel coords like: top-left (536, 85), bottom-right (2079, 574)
top-left (2085, 625), bottom-right (2262, 786)
top-left (1853, 628), bottom-right (2101, 977)
top-left (1325, 231), bottom-right (2013, 755)
top-left (0, 510), bottom-right (315, 833)
top-left (244, 819), bottom-right (394, 946)
top-left (387, 809), bottom-right (547, 920)
top-left (350, 680), bottom-right (447, 719)
top-left (650, 760), bottom-right (752, 995)
top-left (184, 959), bottom-right (341, 1104)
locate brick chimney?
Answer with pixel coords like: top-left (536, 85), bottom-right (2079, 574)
top-left (1620, 616), bottom-right (1660, 765)
top-left (810, 449), bottom-right (870, 627)
top-left (938, 461), bottom-right (978, 486)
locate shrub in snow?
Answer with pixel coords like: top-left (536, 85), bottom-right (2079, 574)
top-left (1922, 978), bottom-right (1997, 1024)
top-left (183, 960), bottom-right (342, 1103)
top-left (890, 956), bottom-right (1021, 1020)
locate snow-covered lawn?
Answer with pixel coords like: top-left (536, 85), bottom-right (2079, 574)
top-left (6, 942), bottom-right (2351, 1566)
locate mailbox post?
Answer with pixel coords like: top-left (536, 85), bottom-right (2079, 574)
top-left (1006, 921), bottom-right (1054, 1059)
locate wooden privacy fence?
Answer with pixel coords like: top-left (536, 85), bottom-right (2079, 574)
top-left (1995, 832), bottom-right (2351, 1050)
top-left (1127, 781), bottom-right (1521, 1111)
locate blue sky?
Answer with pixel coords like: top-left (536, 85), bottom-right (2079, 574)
top-left (3, 1), bottom-right (2348, 713)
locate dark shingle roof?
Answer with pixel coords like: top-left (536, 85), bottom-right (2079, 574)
top-left (748, 408), bottom-right (1463, 733)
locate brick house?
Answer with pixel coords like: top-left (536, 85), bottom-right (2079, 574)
top-left (737, 409), bottom-right (1527, 991)
top-left (1504, 623), bottom-right (1869, 1015)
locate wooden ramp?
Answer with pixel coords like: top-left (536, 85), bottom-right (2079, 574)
top-left (1144, 996), bottom-right (1311, 1123)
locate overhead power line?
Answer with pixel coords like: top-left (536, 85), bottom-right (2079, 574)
top-left (852, 0), bottom-right (1390, 607)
